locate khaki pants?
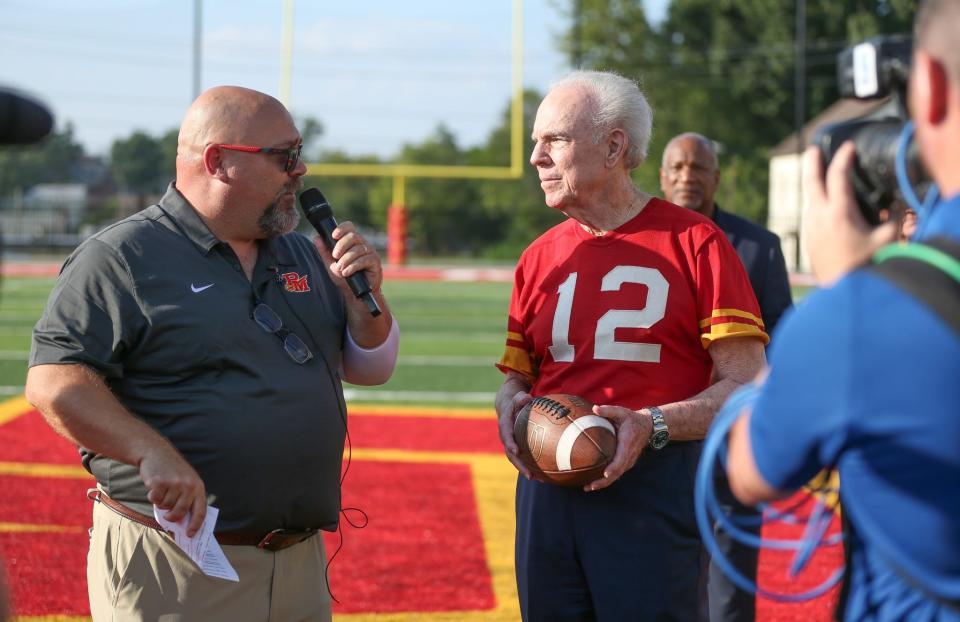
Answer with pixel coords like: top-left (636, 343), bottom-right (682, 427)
top-left (87, 500), bottom-right (332, 622)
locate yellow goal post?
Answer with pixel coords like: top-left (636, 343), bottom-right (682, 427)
top-left (279, 0), bottom-right (526, 264)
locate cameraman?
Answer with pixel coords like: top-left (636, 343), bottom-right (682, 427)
top-left (725, 0), bottom-right (960, 619)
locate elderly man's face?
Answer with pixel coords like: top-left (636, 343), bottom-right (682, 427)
top-left (529, 85), bottom-right (610, 211)
top-left (659, 137), bottom-right (719, 217)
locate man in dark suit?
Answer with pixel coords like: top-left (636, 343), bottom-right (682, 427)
top-left (660, 132), bottom-right (793, 622)
top-left (661, 133), bottom-right (792, 336)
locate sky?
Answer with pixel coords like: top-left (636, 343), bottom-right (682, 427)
top-left (1, 0), bottom-right (668, 160)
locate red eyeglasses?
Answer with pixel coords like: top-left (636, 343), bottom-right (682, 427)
top-left (216, 143), bottom-right (302, 174)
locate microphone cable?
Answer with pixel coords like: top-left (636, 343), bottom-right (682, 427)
top-left (274, 272), bottom-right (368, 605)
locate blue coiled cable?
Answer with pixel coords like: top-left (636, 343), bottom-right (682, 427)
top-left (694, 384), bottom-right (845, 602)
top-left (895, 120), bottom-right (939, 238)
top-left (695, 121), bottom-right (941, 602)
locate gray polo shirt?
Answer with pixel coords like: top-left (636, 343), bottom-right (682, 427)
top-left (30, 184), bottom-right (348, 533)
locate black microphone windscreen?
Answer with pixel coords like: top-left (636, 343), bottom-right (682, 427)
top-left (299, 188), bottom-right (332, 218)
top-left (297, 187), bottom-right (382, 317)
top-left (0, 88), bottom-right (54, 146)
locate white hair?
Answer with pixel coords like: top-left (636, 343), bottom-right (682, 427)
top-left (548, 70), bottom-right (653, 170)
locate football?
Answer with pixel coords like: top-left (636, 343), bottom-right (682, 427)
top-left (513, 393), bottom-right (617, 487)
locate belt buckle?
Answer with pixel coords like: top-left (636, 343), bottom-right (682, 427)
top-left (257, 528), bottom-right (315, 551)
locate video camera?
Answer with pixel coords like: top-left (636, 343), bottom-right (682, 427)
top-left (813, 35), bottom-right (928, 225)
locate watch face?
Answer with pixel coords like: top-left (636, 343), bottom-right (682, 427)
top-left (649, 430), bottom-right (669, 450)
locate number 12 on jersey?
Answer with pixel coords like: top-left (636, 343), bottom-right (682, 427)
top-left (547, 266), bottom-right (668, 364)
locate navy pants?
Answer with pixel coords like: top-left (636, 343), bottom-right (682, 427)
top-left (515, 442), bottom-right (704, 621)
top-left (699, 471), bottom-right (760, 622)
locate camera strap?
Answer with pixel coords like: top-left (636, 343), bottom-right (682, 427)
top-left (869, 237), bottom-right (960, 337)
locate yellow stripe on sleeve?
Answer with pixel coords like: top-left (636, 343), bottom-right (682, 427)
top-left (698, 308), bottom-right (764, 329)
top-left (700, 322), bottom-right (769, 348)
top-left (498, 345), bottom-right (535, 377)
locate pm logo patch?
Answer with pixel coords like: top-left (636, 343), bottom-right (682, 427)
top-left (281, 272), bottom-right (310, 293)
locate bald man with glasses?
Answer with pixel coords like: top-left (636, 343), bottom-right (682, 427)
top-left (25, 85), bottom-right (398, 622)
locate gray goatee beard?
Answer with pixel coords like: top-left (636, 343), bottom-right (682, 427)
top-left (259, 185), bottom-right (302, 238)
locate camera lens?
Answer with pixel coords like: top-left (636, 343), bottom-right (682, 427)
top-left (813, 118), bottom-right (924, 225)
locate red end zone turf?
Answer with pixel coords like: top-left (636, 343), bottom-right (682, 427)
top-left (756, 495), bottom-right (843, 620)
top-left (0, 475), bottom-right (92, 529)
top-left (2, 531), bottom-right (91, 616)
top-left (0, 407), bottom-right (81, 463)
top-left (323, 460), bottom-right (495, 613)
top-left (1, 408), bottom-right (841, 620)
top-left (346, 412), bottom-right (503, 453)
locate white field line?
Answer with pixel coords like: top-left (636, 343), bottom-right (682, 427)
top-left (398, 355), bottom-right (492, 366)
top-left (403, 332), bottom-right (503, 342)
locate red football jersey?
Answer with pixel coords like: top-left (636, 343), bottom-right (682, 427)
top-left (497, 198), bottom-right (767, 409)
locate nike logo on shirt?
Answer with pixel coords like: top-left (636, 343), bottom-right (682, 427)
top-left (191, 283), bottom-right (215, 293)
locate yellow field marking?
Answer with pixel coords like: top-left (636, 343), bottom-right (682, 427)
top-left (468, 454), bottom-right (521, 620)
top-left (0, 396), bottom-right (495, 423)
top-left (348, 404), bottom-right (494, 419)
top-left (0, 522), bottom-right (84, 534)
top-left (5, 433), bottom-right (520, 621)
top-left (0, 462), bottom-right (90, 479)
top-left (0, 395), bottom-right (32, 427)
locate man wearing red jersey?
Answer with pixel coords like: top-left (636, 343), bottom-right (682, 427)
top-left (495, 71), bottom-right (768, 621)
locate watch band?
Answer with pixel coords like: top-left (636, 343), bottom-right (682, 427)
top-left (646, 406), bottom-right (670, 450)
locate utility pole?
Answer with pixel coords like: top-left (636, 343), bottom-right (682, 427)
top-left (193, 0), bottom-right (203, 99)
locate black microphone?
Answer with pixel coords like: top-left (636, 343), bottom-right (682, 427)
top-left (299, 188), bottom-right (382, 317)
top-left (0, 87), bottom-right (54, 145)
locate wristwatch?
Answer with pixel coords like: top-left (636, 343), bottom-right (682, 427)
top-left (646, 406), bottom-right (670, 450)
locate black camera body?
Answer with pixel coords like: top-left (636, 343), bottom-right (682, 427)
top-left (813, 35), bottom-right (927, 225)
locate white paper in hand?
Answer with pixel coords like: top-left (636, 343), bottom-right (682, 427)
top-left (153, 504), bottom-right (239, 582)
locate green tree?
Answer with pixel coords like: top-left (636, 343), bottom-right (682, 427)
top-left (110, 131), bottom-right (165, 211)
top-left (556, 0), bottom-right (656, 70)
top-left (300, 150), bottom-right (388, 234)
top-left (297, 116), bottom-right (324, 160)
top-left (555, 0), bottom-right (916, 224)
top-left (0, 123), bottom-right (85, 197)
top-left (468, 89), bottom-right (565, 260)
top-left (396, 125), bottom-right (491, 256)
top-left (157, 128), bottom-right (178, 186)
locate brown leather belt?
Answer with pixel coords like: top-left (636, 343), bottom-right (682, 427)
top-left (88, 489), bottom-right (317, 552)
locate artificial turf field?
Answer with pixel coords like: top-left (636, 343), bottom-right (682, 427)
top-left (0, 272), bottom-right (839, 621)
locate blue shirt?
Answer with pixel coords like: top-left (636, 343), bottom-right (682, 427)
top-left (749, 194), bottom-right (960, 620)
